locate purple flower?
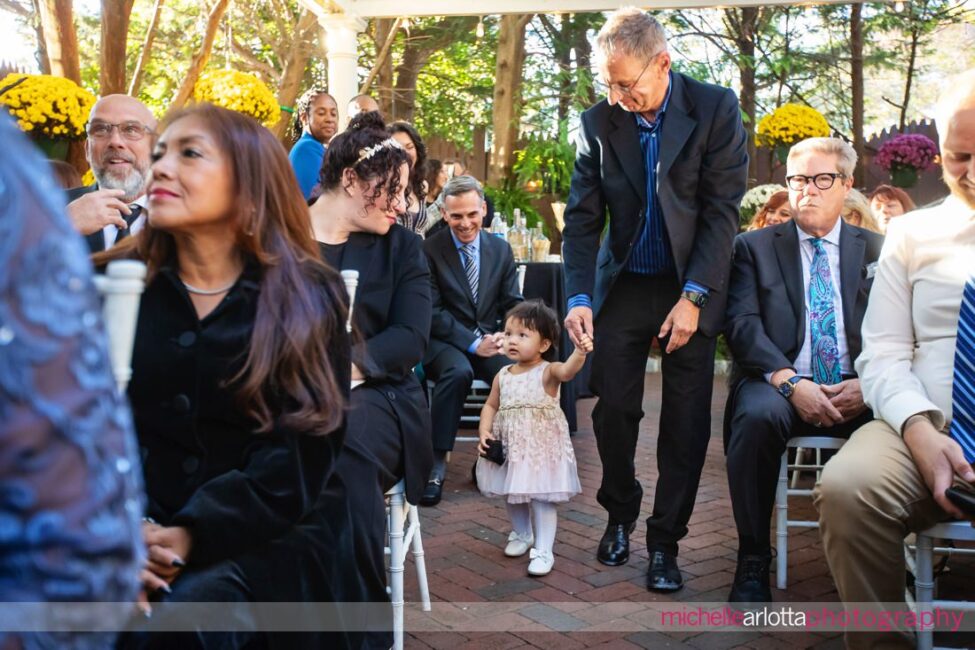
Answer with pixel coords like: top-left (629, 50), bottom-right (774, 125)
top-left (875, 134), bottom-right (939, 172)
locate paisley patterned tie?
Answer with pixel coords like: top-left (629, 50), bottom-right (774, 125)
top-left (809, 238), bottom-right (842, 385)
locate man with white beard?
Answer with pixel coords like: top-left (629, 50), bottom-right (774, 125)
top-left (66, 94), bottom-right (157, 253)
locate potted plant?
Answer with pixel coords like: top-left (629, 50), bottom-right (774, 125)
top-left (755, 103), bottom-right (831, 164)
top-left (874, 133), bottom-right (938, 188)
top-left (0, 73), bottom-right (95, 160)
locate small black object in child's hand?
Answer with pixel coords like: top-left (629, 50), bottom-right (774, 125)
top-left (481, 439), bottom-right (506, 465)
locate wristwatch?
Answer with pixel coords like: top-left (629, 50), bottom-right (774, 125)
top-left (681, 289), bottom-right (709, 308)
top-left (777, 375), bottom-right (803, 399)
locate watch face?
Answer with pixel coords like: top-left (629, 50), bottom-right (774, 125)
top-left (778, 382), bottom-right (793, 398)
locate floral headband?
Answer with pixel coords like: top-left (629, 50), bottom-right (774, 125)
top-left (355, 137), bottom-right (403, 165)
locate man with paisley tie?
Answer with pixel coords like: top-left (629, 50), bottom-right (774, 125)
top-left (815, 70), bottom-right (975, 650)
top-left (724, 137), bottom-right (883, 608)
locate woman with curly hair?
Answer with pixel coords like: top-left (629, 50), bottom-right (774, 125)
top-left (312, 111), bottom-right (433, 648)
top-left (387, 120), bottom-right (431, 236)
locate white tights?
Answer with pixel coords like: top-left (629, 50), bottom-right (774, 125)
top-left (506, 500), bottom-right (558, 553)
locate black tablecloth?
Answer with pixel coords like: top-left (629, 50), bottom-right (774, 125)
top-left (522, 262), bottom-right (584, 432)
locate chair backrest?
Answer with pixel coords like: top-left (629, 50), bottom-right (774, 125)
top-left (341, 269), bottom-right (364, 389)
top-left (93, 260), bottom-right (147, 393)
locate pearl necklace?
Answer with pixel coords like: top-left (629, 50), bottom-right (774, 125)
top-left (181, 278), bottom-right (237, 296)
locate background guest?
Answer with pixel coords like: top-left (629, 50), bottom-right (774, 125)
top-left (347, 95), bottom-right (381, 125)
top-left (424, 158), bottom-right (449, 234)
top-left (289, 87), bottom-right (339, 200)
top-left (841, 188), bottom-right (883, 233)
top-left (0, 114), bottom-right (143, 649)
top-left (66, 94), bottom-right (157, 253)
top-left (310, 111), bottom-right (433, 647)
top-left (421, 175), bottom-right (523, 506)
top-left (388, 120), bottom-right (430, 235)
top-left (102, 103), bottom-right (363, 649)
top-left (868, 183), bottom-right (915, 231)
top-left (48, 159), bottom-right (82, 189)
top-left (747, 190), bottom-right (792, 230)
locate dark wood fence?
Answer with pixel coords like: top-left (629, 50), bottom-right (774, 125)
top-left (754, 119), bottom-right (949, 207)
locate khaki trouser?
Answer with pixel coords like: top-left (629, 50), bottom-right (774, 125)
top-left (813, 419), bottom-right (949, 650)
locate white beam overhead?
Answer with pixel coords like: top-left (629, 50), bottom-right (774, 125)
top-left (327, 0), bottom-right (857, 17)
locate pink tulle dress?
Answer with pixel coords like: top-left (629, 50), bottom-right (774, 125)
top-left (475, 362), bottom-right (582, 504)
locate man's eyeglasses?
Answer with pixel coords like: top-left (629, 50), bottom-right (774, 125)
top-left (85, 121), bottom-right (155, 141)
top-left (785, 173), bottom-right (847, 191)
top-left (596, 53), bottom-right (658, 98)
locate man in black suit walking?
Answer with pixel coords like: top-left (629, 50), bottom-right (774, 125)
top-left (724, 137), bottom-right (882, 606)
top-left (420, 175), bottom-right (522, 505)
top-left (65, 94), bottom-right (156, 253)
top-left (561, 8), bottom-right (748, 590)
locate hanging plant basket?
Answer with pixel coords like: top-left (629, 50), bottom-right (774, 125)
top-left (33, 135), bottom-right (69, 161)
top-left (775, 145), bottom-right (790, 165)
top-left (889, 165), bottom-right (919, 188)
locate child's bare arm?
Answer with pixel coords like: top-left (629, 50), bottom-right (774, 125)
top-left (477, 373), bottom-right (502, 455)
top-left (544, 333), bottom-right (593, 393)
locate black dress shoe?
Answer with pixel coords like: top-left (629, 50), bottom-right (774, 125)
top-left (647, 551), bottom-right (683, 592)
top-left (419, 478), bottom-right (443, 506)
top-left (597, 521), bottom-right (636, 566)
top-left (728, 553), bottom-right (772, 609)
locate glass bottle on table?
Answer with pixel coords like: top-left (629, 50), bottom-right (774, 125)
top-left (509, 209), bottom-right (529, 262)
top-left (491, 212), bottom-right (508, 241)
top-left (531, 227), bottom-right (550, 262)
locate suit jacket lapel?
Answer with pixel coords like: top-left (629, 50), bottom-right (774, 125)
top-left (439, 232), bottom-right (475, 308)
top-left (608, 109), bottom-right (646, 204)
top-left (85, 230), bottom-right (106, 254)
top-left (773, 223), bottom-right (804, 349)
top-left (657, 74), bottom-right (696, 179)
top-left (838, 222), bottom-right (866, 346)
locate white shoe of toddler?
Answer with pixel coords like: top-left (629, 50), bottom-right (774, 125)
top-left (504, 531), bottom-right (534, 557)
top-left (527, 548), bottom-right (554, 576)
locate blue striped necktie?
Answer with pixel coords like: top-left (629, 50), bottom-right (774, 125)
top-left (808, 238), bottom-right (842, 385)
top-left (950, 274), bottom-right (975, 463)
top-left (461, 243), bottom-right (478, 304)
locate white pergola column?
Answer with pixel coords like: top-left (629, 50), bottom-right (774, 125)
top-left (319, 13), bottom-right (367, 127)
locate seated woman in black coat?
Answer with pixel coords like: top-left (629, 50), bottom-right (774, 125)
top-left (309, 112), bottom-right (433, 646)
top-left (99, 103), bottom-right (363, 649)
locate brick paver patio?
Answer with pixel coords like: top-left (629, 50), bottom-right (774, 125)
top-left (401, 374), bottom-right (973, 649)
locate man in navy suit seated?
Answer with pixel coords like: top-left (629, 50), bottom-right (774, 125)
top-left (723, 137), bottom-right (883, 607)
top-left (420, 176), bottom-right (522, 505)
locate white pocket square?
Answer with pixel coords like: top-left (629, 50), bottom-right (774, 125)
top-left (865, 262), bottom-right (878, 279)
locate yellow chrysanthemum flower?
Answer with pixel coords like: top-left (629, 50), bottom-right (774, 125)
top-left (0, 73), bottom-right (95, 139)
top-left (192, 69), bottom-right (281, 128)
top-left (755, 103), bottom-right (831, 149)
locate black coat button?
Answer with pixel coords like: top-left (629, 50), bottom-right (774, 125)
top-left (177, 331), bottom-right (197, 347)
top-left (173, 394), bottom-right (191, 413)
top-left (182, 456), bottom-right (200, 474)
top-left (387, 391), bottom-right (396, 401)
